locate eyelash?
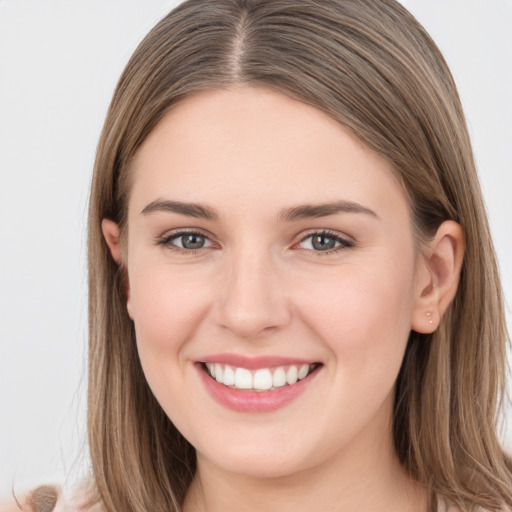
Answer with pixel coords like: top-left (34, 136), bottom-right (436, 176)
top-left (296, 229), bottom-right (354, 255)
top-left (156, 229), bottom-right (354, 255)
top-left (156, 229), bottom-right (216, 255)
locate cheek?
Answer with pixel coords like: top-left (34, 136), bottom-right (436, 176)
top-left (127, 262), bottom-right (212, 366)
top-left (288, 255), bottom-right (417, 451)
top-left (296, 253), bottom-right (416, 376)
top-left (126, 264), bottom-right (215, 432)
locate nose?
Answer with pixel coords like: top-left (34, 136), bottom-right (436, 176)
top-left (215, 248), bottom-right (292, 340)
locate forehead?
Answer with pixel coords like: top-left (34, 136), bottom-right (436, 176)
top-left (128, 87), bottom-right (407, 221)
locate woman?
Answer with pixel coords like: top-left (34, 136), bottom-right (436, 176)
top-left (13, 0), bottom-right (512, 510)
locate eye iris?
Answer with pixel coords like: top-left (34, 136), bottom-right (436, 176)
top-left (181, 234), bottom-right (205, 249)
top-left (312, 234), bottom-right (336, 251)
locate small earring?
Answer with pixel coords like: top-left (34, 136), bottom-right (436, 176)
top-left (426, 311), bottom-right (433, 324)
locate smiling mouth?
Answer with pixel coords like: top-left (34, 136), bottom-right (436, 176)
top-left (201, 362), bottom-right (322, 392)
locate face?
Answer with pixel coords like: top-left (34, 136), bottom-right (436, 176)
top-left (118, 87), bottom-right (426, 478)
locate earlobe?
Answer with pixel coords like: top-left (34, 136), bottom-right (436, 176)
top-left (101, 219), bottom-right (122, 264)
top-left (411, 220), bottom-right (465, 333)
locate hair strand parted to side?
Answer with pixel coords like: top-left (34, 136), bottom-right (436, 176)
top-left (87, 1), bottom-right (512, 511)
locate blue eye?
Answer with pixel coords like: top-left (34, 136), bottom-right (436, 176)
top-left (298, 231), bottom-right (352, 252)
top-left (159, 231), bottom-right (214, 251)
top-left (177, 233), bottom-right (207, 249)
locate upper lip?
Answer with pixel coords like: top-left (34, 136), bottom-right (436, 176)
top-left (198, 353), bottom-right (320, 370)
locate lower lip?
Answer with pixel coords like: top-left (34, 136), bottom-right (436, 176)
top-left (196, 364), bottom-right (320, 413)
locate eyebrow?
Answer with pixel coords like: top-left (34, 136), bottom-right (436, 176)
top-left (140, 198), bottom-right (379, 222)
top-left (141, 199), bottom-right (219, 220)
top-left (277, 200), bottom-right (379, 222)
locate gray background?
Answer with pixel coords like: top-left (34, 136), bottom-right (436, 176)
top-left (1, 0), bottom-right (511, 494)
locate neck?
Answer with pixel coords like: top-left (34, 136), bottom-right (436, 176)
top-left (183, 415), bottom-right (427, 512)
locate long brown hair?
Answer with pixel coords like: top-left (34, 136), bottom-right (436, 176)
top-left (87, 1), bottom-right (512, 511)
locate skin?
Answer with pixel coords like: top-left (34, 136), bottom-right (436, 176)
top-left (103, 87), bottom-right (464, 512)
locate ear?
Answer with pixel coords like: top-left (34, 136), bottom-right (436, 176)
top-left (102, 219), bottom-right (133, 318)
top-left (102, 219), bottom-right (122, 264)
top-left (411, 220), bottom-right (465, 333)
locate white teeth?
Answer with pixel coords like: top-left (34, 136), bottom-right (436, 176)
top-left (215, 363), bottom-right (223, 383)
top-left (235, 367), bottom-right (253, 389)
top-left (253, 369), bottom-right (273, 390)
top-left (272, 367), bottom-right (287, 387)
top-left (286, 365), bottom-right (298, 385)
top-left (223, 365), bottom-right (235, 386)
top-left (298, 364), bottom-right (309, 380)
top-left (204, 363), bottom-right (316, 390)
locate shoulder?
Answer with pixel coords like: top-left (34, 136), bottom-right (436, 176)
top-left (2, 483), bottom-right (103, 512)
top-left (0, 486), bottom-right (59, 512)
top-left (445, 505), bottom-right (511, 512)
top-left (0, 496), bottom-right (22, 512)
top-left (439, 497), bottom-right (511, 512)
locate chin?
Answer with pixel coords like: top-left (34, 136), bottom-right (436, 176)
top-left (196, 439), bottom-right (321, 480)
